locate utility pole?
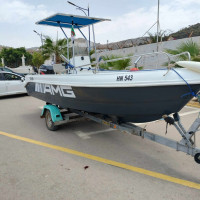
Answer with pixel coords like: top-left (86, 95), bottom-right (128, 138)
top-left (67, 1), bottom-right (91, 55)
top-left (33, 30), bottom-right (44, 51)
top-left (156, 0), bottom-right (160, 52)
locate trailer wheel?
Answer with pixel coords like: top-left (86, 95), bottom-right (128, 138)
top-left (45, 110), bottom-right (59, 131)
top-left (194, 153), bottom-right (200, 164)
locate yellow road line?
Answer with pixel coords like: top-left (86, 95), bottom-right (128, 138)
top-left (1, 131), bottom-right (200, 190)
top-left (187, 102), bottom-right (200, 109)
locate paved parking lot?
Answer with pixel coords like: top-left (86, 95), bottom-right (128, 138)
top-left (0, 95), bottom-right (200, 200)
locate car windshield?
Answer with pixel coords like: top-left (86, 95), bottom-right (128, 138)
top-left (4, 68), bottom-right (13, 72)
top-left (0, 68), bottom-right (13, 73)
top-left (4, 73), bottom-right (21, 80)
top-left (40, 65), bottom-right (53, 70)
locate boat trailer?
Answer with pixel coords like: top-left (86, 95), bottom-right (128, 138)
top-left (41, 104), bottom-right (200, 164)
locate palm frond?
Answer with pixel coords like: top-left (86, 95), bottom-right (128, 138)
top-left (165, 39), bottom-right (200, 62)
top-left (99, 54), bottom-right (131, 70)
top-left (42, 37), bottom-right (72, 63)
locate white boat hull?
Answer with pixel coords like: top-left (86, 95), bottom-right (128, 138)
top-left (25, 68), bottom-right (200, 123)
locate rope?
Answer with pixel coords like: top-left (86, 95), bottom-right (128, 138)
top-left (163, 63), bottom-right (176, 76)
top-left (172, 68), bottom-right (197, 98)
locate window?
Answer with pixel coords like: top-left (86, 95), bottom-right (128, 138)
top-left (0, 73), bottom-right (3, 81)
top-left (0, 68), bottom-right (13, 72)
top-left (4, 68), bottom-right (13, 73)
top-left (3, 73), bottom-right (21, 81)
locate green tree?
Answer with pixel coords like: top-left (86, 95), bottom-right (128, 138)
top-left (32, 52), bottom-right (45, 68)
top-left (0, 47), bottom-right (32, 68)
top-left (42, 37), bottom-right (71, 63)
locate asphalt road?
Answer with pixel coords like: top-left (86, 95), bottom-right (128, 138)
top-left (0, 95), bottom-right (200, 200)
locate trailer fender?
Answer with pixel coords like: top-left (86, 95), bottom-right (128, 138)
top-left (41, 105), bottom-right (63, 122)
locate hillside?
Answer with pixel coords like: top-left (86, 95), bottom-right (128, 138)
top-left (0, 45), bottom-right (10, 51)
top-left (97, 37), bottom-right (149, 50)
top-left (1, 23), bottom-right (200, 52)
top-left (170, 23), bottom-right (200, 39)
top-left (97, 23), bottom-right (200, 50)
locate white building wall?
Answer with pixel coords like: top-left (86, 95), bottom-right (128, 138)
top-left (97, 36), bottom-right (200, 69)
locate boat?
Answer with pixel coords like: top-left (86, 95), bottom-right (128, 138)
top-left (177, 61), bottom-right (200, 73)
top-left (25, 13), bottom-right (200, 123)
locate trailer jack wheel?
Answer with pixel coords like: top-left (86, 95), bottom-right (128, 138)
top-left (45, 110), bottom-right (59, 131)
top-left (194, 153), bottom-right (200, 164)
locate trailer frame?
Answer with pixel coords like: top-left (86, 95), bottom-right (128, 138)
top-left (41, 105), bottom-right (200, 164)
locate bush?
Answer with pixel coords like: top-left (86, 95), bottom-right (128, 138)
top-left (99, 54), bottom-right (132, 70)
top-left (165, 40), bottom-right (200, 61)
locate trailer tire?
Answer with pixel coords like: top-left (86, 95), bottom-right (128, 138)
top-left (194, 153), bottom-right (200, 164)
top-left (45, 110), bottom-right (59, 131)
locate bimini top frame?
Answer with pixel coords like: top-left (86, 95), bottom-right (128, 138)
top-left (36, 13), bottom-right (110, 69)
top-left (36, 13), bottom-right (110, 28)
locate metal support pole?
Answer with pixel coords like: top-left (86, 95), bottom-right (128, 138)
top-left (156, 0), bottom-right (160, 52)
top-left (67, 40), bottom-right (69, 61)
top-left (33, 30), bottom-right (44, 52)
top-left (59, 24), bottom-right (70, 61)
top-left (71, 21), bottom-right (75, 68)
top-left (88, 4), bottom-right (91, 57)
top-left (92, 24), bottom-right (98, 72)
top-left (142, 21), bottom-right (157, 38)
top-left (41, 33), bottom-right (44, 51)
top-left (67, 2), bottom-right (90, 59)
top-left (72, 41), bottom-right (75, 67)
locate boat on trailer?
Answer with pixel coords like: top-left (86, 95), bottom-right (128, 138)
top-left (26, 13), bottom-right (200, 123)
top-left (24, 9), bottom-right (200, 164)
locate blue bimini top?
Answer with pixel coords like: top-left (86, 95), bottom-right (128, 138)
top-left (36, 13), bottom-right (111, 29)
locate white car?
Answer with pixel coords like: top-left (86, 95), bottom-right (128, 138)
top-left (0, 72), bottom-right (27, 96)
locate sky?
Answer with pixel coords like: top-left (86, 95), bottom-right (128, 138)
top-left (1, 0), bottom-right (200, 48)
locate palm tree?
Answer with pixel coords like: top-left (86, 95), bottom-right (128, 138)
top-left (165, 40), bottom-right (200, 61)
top-left (99, 54), bottom-right (132, 70)
top-left (113, 58), bottom-right (132, 70)
top-left (42, 37), bottom-right (71, 63)
top-left (148, 30), bottom-right (170, 44)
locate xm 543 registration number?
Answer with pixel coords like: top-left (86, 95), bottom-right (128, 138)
top-left (116, 75), bottom-right (133, 81)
